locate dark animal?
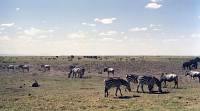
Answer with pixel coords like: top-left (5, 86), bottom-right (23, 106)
top-left (104, 67), bottom-right (114, 77)
top-left (137, 75), bottom-right (162, 93)
top-left (182, 61), bottom-right (192, 70)
top-left (19, 64), bottom-right (29, 72)
top-left (160, 73), bottom-right (178, 88)
top-left (104, 78), bottom-right (131, 97)
top-left (182, 57), bottom-right (200, 70)
top-left (41, 65), bottom-right (50, 72)
top-left (32, 80), bottom-right (39, 87)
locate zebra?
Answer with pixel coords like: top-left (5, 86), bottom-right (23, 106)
top-left (7, 65), bottom-right (15, 72)
top-left (41, 65), bottom-right (50, 72)
top-left (137, 75), bottom-right (162, 93)
top-left (68, 66), bottom-right (85, 78)
top-left (185, 70), bottom-right (200, 83)
top-left (104, 78), bottom-right (131, 97)
top-left (160, 73), bottom-right (178, 88)
top-left (19, 64), bottom-right (30, 72)
top-left (104, 67), bottom-right (114, 77)
top-left (126, 74), bottom-right (139, 89)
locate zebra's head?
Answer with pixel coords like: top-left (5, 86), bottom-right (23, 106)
top-left (104, 67), bottom-right (108, 72)
top-left (153, 77), bottom-right (162, 93)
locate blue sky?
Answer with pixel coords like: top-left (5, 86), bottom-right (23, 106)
top-left (0, 0), bottom-right (200, 55)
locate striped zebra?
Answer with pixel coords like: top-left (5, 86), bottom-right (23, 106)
top-left (41, 65), bottom-right (51, 72)
top-left (68, 65), bottom-right (85, 78)
top-left (19, 64), bottom-right (30, 72)
top-left (7, 65), bottom-right (15, 72)
top-left (104, 78), bottom-right (131, 97)
top-left (126, 74), bottom-right (139, 90)
top-left (137, 75), bottom-right (162, 93)
top-left (104, 67), bottom-right (114, 77)
top-left (160, 73), bottom-right (178, 88)
top-left (185, 70), bottom-right (200, 83)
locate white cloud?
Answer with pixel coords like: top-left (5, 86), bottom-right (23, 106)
top-left (81, 22), bottom-right (96, 27)
top-left (94, 18), bottom-right (116, 24)
top-left (1, 23), bottom-right (15, 27)
top-left (198, 16), bottom-right (200, 19)
top-left (150, 0), bottom-right (162, 2)
top-left (191, 33), bottom-right (200, 38)
top-left (38, 35), bottom-right (48, 39)
top-left (145, 2), bottom-right (162, 9)
top-left (0, 36), bottom-right (11, 41)
top-left (99, 30), bottom-right (118, 36)
top-left (67, 32), bottom-right (87, 39)
top-left (129, 27), bottom-right (147, 32)
top-left (24, 27), bottom-right (54, 36)
top-left (149, 24), bottom-right (161, 27)
top-left (16, 8), bottom-right (20, 11)
top-left (101, 37), bottom-right (114, 41)
top-left (152, 28), bottom-right (161, 31)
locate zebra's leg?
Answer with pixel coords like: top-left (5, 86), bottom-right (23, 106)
top-left (108, 72), bottom-right (109, 78)
top-left (118, 88), bottom-right (123, 96)
top-left (105, 88), bottom-right (108, 97)
top-left (137, 83), bottom-right (140, 93)
top-left (141, 84), bottom-right (145, 93)
top-left (115, 87), bottom-right (119, 97)
top-left (164, 81), bottom-right (167, 88)
top-left (113, 72), bottom-right (114, 77)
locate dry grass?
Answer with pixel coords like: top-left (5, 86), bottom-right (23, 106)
top-left (0, 56), bottom-right (200, 111)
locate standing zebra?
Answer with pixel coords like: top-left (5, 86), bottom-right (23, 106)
top-left (185, 70), bottom-right (200, 83)
top-left (68, 66), bottom-right (85, 78)
top-left (137, 75), bottom-right (162, 93)
top-left (41, 65), bottom-right (50, 72)
top-left (160, 73), bottom-right (178, 88)
top-left (104, 67), bottom-right (114, 77)
top-left (7, 65), bottom-right (15, 72)
top-left (104, 78), bottom-right (131, 97)
top-left (126, 74), bottom-right (139, 89)
top-left (19, 64), bottom-right (30, 72)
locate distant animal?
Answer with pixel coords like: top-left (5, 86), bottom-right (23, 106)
top-left (126, 74), bottom-right (139, 89)
top-left (41, 65), bottom-right (50, 72)
top-left (68, 66), bottom-right (85, 78)
top-left (104, 78), bottom-right (131, 97)
top-left (137, 75), bottom-right (162, 93)
top-left (104, 67), bottom-right (114, 77)
top-left (182, 57), bottom-right (200, 70)
top-left (160, 73), bottom-right (178, 88)
top-left (32, 80), bottom-right (39, 87)
top-left (185, 70), bottom-right (200, 83)
top-left (182, 61), bottom-right (192, 70)
top-left (19, 64), bottom-right (29, 72)
top-left (7, 65), bottom-right (15, 72)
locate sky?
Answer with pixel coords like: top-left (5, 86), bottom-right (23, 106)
top-left (0, 0), bottom-right (200, 56)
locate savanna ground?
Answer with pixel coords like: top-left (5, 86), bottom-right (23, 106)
top-left (0, 56), bottom-right (200, 111)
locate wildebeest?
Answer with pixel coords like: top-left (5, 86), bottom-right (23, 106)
top-left (160, 73), bottom-right (178, 88)
top-left (185, 70), bottom-right (200, 83)
top-left (104, 78), bottom-right (131, 97)
top-left (182, 57), bottom-right (200, 70)
top-left (41, 65), bottom-right (50, 72)
top-left (68, 65), bottom-right (85, 78)
top-left (126, 74), bottom-right (139, 88)
top-left (19, 64), bottom-right (29, 72)
top-left (104, 67), bottom-right (114, 77)
top-left (137, 75), bottom-right (162, 93)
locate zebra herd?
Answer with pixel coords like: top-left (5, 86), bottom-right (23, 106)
top-left (1, 64), bottom-right (51, 72)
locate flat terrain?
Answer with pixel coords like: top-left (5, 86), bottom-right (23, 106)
top-left (0, 56), bottom-right (200, 111)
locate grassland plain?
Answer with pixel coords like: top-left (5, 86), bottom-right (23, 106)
top-left (0, 56), bottom-right (200, 111)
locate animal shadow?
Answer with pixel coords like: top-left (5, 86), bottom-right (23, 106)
top-left (114, 95), bottom-right (140, 99)
top-left (150, 91), bottom-right (170, 94)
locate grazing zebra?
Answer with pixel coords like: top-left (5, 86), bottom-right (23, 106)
top-left (7, 65), bottom-right (15, 72)
top-left (126, 74), bottom-right (139, 89)
top-left (104, 78), bottom-right (131, 97)
top-left (19, 64), bottom-right (29, 72)
top-left (160, 73), bottom-right (178, 88)
top-left (104, 67), bottom-right (114, 77)
top-left (41, 65), bottom-right (50, 72)
top-left (185, 70), bottom-right (200, 83)
top-left (68, 66), bottom-right (85, 78)
top-left (137, 75), bottom-right (162, 93)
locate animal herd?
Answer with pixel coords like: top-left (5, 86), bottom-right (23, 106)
top-left (1, 57), bottom-right (200, 98)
